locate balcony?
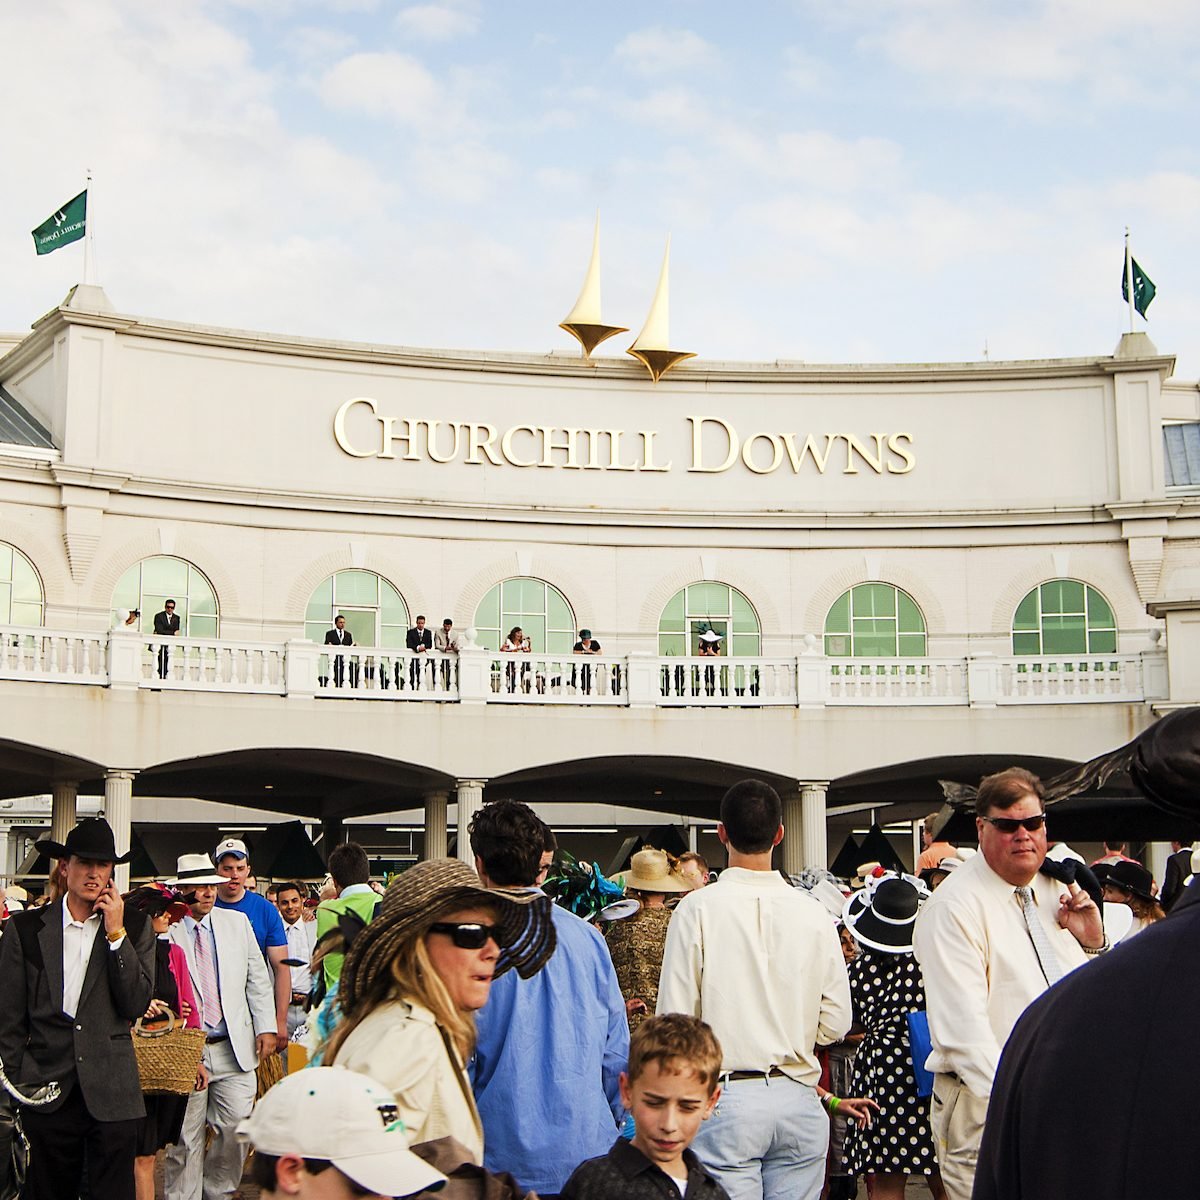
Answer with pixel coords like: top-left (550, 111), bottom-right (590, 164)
top-left (0, 626), bottom-right (1169, 708)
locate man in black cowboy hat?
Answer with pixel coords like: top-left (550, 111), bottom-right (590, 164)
top-left (0, 817), bottom-right (155, 1200)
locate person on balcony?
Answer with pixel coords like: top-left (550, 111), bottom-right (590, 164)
top-left (323, 615), bottom-right (357, 688)
top-left (698, 628), bottom-right (721, 696)
top-left (572, 628), bottom-right (602, 694)
top-left (434, 617), bottom-right (460, 689)
top-left (406, 615), bottom-right (433, 690)
top-left (153, 599), bottom-right (179, 679)
top-left (500, 626), bottom-right (532, 693)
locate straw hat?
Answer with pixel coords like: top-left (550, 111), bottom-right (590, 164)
top-left (624, 848), bottom-right (689, 894)
top-left (339, 858), bottom-right (555, 1012)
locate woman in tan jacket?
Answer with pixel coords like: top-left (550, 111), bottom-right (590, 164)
top-left (322, 858), bottom-right (555, 1163)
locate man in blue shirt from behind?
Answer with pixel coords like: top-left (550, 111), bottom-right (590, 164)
top-left (469, 800), bottom-right (628, 1198)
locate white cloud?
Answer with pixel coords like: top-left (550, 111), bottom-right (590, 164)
top-left (395, 3), bottom-right (479, 42)
top-left (318, 52), bottom-right (443, 125)
top-left (614, 27), bottom-right (719, 76)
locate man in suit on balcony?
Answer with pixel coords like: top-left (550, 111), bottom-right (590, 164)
top-left (406, 614), bottom-right (432, 690)
top-left (153, 598), bottom-right (180, 679)
top-left (323, 615), bottom-right (356, 688)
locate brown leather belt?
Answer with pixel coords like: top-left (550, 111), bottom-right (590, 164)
top-left (726, 1068), bottom-right (788, 1082)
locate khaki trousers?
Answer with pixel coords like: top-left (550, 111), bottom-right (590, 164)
top-left (930, 1073), bottom-right (989, 1200)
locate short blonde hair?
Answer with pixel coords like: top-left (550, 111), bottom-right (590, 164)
top-left (628, 1014), bottom-right (722, 1095)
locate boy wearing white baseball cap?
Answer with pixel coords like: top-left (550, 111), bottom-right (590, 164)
top-left (239, 1067), bottom-right (446, 1198)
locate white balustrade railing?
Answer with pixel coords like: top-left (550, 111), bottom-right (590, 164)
top-left (315, 648), bottom-right (459, 700)
top-left (995, 653), bottom-right (1150, 704)
top-left (486, 652), bottom-right (627, 704)
top-left (139, 634), bottom-right (285, 695)
top-left (0, 625), bottom-right (108, 684)
top-left (656, 657), bottom-right (798, 706)
top-left (823, 657), bottom-right (969, 706)
top-left (0, 628), bottom-right (1170, 709)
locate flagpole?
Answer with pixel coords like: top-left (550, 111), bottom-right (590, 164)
top-left (1124, 226), bottom-right (1135, 332)
top-left (83, 168), bottom-right (97, 285)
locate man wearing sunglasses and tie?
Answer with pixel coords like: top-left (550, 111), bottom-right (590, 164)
top-left (912, 767), bottom-right (1108, 1200)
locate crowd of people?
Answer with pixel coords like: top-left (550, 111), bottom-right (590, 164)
top-left (2, 708), bottom-right (1199, 1200)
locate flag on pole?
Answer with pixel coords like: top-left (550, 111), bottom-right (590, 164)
top-left (31, 191), bottom-right (87, 256)
top-left (1121, 253), bottom-right (1156, 318)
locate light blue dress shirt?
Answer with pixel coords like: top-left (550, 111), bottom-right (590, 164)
top-left (470, 902), bottom-right (628, 1195)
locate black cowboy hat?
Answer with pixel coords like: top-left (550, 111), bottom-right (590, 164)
top-left (1104, 859), bottom-right (1157, 904)
top-left (35, 817), bottom-right (131, 864)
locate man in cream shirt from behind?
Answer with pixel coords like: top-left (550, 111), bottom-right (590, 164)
top-left (912, 767), bottom-right (1108, 1200)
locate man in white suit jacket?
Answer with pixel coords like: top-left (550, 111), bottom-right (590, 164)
top-left (163, 855), bottom-right (276, 1200)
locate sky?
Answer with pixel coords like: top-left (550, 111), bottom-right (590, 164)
top-left (4, 0), bottom-right (1200, 377)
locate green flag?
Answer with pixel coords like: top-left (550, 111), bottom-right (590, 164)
top-left (1121, 254), bottom-right (1156, 318)
top-left (31, 191), bottom-right (87, 256)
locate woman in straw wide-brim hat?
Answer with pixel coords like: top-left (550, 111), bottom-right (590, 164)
top-left (322, 858), bottom-right (555, 1165)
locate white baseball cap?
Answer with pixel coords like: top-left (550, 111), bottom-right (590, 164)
top-left (213, 837), bottom-right (248, 862)
top-left (238, 1068), bottom-right (446, 1196)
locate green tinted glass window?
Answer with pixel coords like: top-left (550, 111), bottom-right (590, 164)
top-left (657, 583), bottom-right (760, 656)
top-left (336, 570), bottom-right (379, 607)
top-left (0, 544), bottom-right (43, 627)
top-left (825, 584), bottom-right (926, 656)
top-left (111, 556), bottom-right (217, 636)
top-left (1011, 580), bottom-right (1117, 655)
top-left (474, 579), bottom-right (575, 653)
top-left (305, 571), bottom-right (409, 647)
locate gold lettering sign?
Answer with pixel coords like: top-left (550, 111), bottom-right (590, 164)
top-left (332, 398), bottom-right (914, 476)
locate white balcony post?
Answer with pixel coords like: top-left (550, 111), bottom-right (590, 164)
top-left (795, 652), bottom-right (828, 708)
top-left (625, 652), bottom-right (655, 708)
top-left (51, 782), bottom-right (78, 847)
top-left (455, 779), bottom-right (486, 864)
top-left (424, 789), bottom-right (449, 860)
top-left (284, 640), bottom-right (320, 699)
top-left (1140, 648), bottom-right (1169, 701)
top-left (967, 652), bottom-right (999, 708)
top-left (456, 647), bottom-right (491, 706)
top-left (104, 769), bottom-right (136, 892)
top-left (107, 629), bottom-right (141, 690)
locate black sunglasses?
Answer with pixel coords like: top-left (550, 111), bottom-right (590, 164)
top-left (980, 814), bottom-right (1046, 833)
top-left (428, 921), bottom-right (504, 950)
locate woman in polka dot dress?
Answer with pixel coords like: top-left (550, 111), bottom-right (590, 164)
top-left (841, 875), bottom-right (947, 1200)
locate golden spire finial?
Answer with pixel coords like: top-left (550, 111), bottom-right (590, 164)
top-left (559, 213), bottom-right (628, 358)
top-left (626, 236), bottom-right (695, 383)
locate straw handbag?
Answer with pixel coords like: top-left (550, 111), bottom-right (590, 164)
top-left (131, 1009), bottom-right (206, 1096)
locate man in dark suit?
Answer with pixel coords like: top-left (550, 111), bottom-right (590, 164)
top-left (0, 818), bottom-right (155, 1200)
top-left (1160, 838), bottom-right (1195, 910)
top-left (153, 598), bottom-right (180, 678)
top-left (406, 614), bottom-right (432, 690)
top-left (323, 614), bottom-right (357, 687)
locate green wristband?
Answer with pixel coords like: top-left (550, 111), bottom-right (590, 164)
top-left (828, 1096), bottom-right (840, 1113)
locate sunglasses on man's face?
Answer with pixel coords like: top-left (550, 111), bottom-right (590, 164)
top-left (980, 814), bottom-right (1046, 834)
top-left (428, 921), bottom-right (504, 950)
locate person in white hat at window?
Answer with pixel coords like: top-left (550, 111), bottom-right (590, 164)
top-left (239, 1066), bottom-right (446, 1198)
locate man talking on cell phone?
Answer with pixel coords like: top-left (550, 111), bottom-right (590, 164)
top-left (0, 818), bottom-right (155, 1200)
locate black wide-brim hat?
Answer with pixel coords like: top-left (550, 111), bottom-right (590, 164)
top-left (842, 876), bottom-right (922, 954)
top-left (1104, 859), bottom-right (1157, 903)
top-left (36, 817), bottom-right (131, 864)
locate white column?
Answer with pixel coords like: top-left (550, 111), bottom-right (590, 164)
top-left (104, 770), bottom-right (136, 892)
top-left (51, 782), bottom-right (79, 846)
top-left (0, 826), bottom-right (10, 884)
top-left (424, 789), bottom-right (449, 861)
top-left (798, 781), bottom-right (829, 873)
top-left (781, 790), bottom-right (804, 876)
top-left (455, 779), bottom-right (486, 865)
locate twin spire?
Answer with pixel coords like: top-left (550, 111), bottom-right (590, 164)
top-left (559, 217), bottom-right (695, 383)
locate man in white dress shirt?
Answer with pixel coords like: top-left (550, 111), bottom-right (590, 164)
top-left (163, 853), bottom-right (276, 1200)
top-left (657, 779), bottom-right (852, 1200)
top-left (275, 881), bottom-right (316, 1052)
top-left (912, 766), bottom-right (1108, 1200)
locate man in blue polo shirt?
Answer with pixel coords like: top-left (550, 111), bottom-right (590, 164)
top-left (214, 837), bottom-right (290, 1048)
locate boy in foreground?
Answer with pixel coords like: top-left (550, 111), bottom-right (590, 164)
top-left (561, 1013), bottom-right (729, 1199)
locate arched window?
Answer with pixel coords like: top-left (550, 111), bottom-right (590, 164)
top-left (0, 543), bottom-right (44, 626)
top-left (305, 570), bottom-right (409, 648)
top-left (474, 578), bottom-right (575, 653)
top-left (657, 581), bottom-right (761, 656)
top-left (1012, 580), bottom-right (1117, 655)
top-left (112, 556), bottom-right (219, 637)
top-left (824, 583), bottom-right (927, 656)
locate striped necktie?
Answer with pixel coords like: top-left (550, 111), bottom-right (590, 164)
top-left (194, 923), bottom-right (223, 1027)
top-left (1015, 886), bottom-right (1064, 986)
